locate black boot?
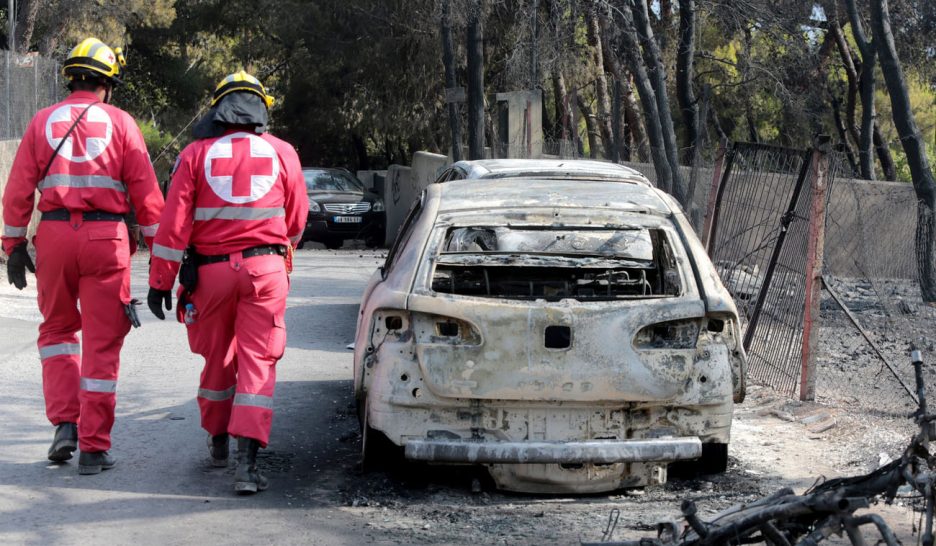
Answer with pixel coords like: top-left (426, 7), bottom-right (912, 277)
top-left (48, 422), bottom-right (78, 462)
top-left (78, 450), bottom-right (116, 475)
top-left (233, 437), bottom-right (268, 494)
top-left (208, 433), bottom-right (229, 467)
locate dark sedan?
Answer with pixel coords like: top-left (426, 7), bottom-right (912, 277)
top-left (301, 168), bottom-right (386, 249)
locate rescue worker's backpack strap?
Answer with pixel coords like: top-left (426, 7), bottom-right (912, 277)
top-left (38, 101), bottom-right (99, 187)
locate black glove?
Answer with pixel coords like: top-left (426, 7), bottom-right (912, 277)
top-left (147, 287), bottom-right (173, 320)
top-left (7, 243), bottom-right (35, 290)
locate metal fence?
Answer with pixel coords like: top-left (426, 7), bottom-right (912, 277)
top-left (706, 143), bottom-right (818, 396)
top-left (0, 49), bottom-right (63, 140)
top-left (816, 159), bottom-right (927, 414)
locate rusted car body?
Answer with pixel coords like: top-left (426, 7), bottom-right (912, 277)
top-left (353, 166), bottom-right (746, 494)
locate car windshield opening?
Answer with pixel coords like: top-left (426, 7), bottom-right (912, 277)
top-left (304, 171), bottom-right (364, 192)
top-left (432, 226), bottom-right (681, 301)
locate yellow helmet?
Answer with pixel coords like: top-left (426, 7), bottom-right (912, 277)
top-left (211, 70), bottom-right (275, 109)
top-left (63, 37), bottom-right (126, 84)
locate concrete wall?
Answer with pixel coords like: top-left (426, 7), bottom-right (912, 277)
top-left (379, 152), bottom-right (449, 247)
top-left (0, 139), bottom-right (41, 250)
top-left (380, 165), bottom-right (412, 247)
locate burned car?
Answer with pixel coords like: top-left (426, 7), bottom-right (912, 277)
top-left (353, 169), bottom-right (747, 494)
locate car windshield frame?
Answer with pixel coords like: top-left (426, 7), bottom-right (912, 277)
top-left (303, 170), bottom-right (365, 192)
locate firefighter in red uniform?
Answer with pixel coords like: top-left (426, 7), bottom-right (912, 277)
top-left (1, 38), bottom-right (165, 474)
top-left (148, 71), bottom-right (308, 494)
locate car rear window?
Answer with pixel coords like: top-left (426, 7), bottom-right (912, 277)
top-left (304, 171), bottom-right (364, 192)
top-left (431, 226), bottom-right (681, 301)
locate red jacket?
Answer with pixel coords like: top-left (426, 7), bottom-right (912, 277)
top-left (1, 91), bottom-right (164, 254)
top-left (149, 129), bottom-right (308, 290)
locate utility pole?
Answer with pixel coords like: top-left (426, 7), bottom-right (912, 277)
top-left (8, 0), bottom-right (14, 51)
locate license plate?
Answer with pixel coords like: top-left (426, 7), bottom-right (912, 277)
top-left (333, 216), bottom-right (362, 223)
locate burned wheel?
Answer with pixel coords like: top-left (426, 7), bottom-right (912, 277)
top-left (697, 442), bottom-right (728, 474)
top-left (360, 397), bottom-right (402, 471)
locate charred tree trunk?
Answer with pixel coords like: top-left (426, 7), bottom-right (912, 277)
top-left (14, 0), bottom-right (40, 53)
top-left (552, 71), bottom-right (571, 140)
top-left (830, 19), bottom-right (895, 180)
top-left (598, 15), bottom-right (648, 161)
top-left (466, 2), bottom-right (485, 160)
top-left (872, 124), bottom-right (897, 181)
top-left (630, 0), bottom-right (686, 205)
top-left (586, 8), bottom-right (613, 160)
top-left (870, 0), bottom-right (936, 302)
top-left (845, 0), bottom-right (877, 180)
top-left (577, 95), bottom-right (600, 159)
top-left (617, 4), bottom-right (674, 193)
top-left (441, 0), bottom-right (462, 161)
top-left (612, 79), bottom-right (625, 162)
top-left (676, 0), bottom-right (698, 164)
top-left (830, 93), bottom-right (860, 176)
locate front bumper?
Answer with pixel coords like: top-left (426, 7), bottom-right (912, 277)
top-left (303, 211), bottom-right (386, 241)
top-left (403, 436), bottom-right (702, 464)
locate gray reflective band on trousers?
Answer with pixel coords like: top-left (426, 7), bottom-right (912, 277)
top-left (194, 207), bottom-right (285, 221)
top-left (38, 174), bottom-right (127, 192)
top-left (233, 393), bottom-right (274, 409)
top-left (198, 386), bottom-right (236, 401)
top-left (38, 343), bottom-right (80, 360)
top-left (3, 225), bottom-right (28, 237)
top-left (140, 223), bottom-right (159, 237)
top-left (80, 377), bottom-right (117, 393)
top-left (152, 243), bottom-right (184, 262)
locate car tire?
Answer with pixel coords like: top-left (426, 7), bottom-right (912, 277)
top-left (696, 442), bottom-right (729, 474)
top-left (360, 399), bottom-right (402, 471)
top-left (297, 240), bottom-right (305, 249)
top-left (669, 442), bottom-right (729, 478)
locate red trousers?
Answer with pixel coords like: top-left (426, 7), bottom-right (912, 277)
top-left (35, 217), bottom-right (131, 452)
top-left (185, 252), bottom-right (287, 447)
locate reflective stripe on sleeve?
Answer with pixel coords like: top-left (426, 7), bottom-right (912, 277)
top-left (198, 386), bottom-right (236, 402)
top-left (140, 223), bottom-right (159, 237)
top-left (194, 207), bottom-right (285, 221)
top-left (152, 243), bottom-right (184, 262)
top-left (38, 174), bottom-right (127, 192)
top-left (3, 224), bottom-right (28, 237)
top-left (80, 377), bottom-right (117, 393)
top-left (38, 343), bottom-right (80, 360)
top-left (233, 393), bottom-right (274, 410)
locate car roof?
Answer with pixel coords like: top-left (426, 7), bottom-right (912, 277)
top-left (434, 178), bottom-right (672, 215)
top-left (449, 159), bottom-right (652, 185)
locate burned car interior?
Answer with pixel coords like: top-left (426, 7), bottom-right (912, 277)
top-left (431, 226), bottom-right (682, 301)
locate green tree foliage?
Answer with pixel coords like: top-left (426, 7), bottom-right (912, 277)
top-left (8, 0), bottom-right (934, 177)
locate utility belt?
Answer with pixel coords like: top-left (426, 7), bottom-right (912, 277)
top-left (192, 245), bottom-right (287, 266)
top-left (179, 245), bottom-right (286, 295)
top-left (41, 209), bottom-right (125, 222)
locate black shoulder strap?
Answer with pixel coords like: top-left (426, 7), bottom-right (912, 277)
top-left (38, 101), bottom-right (100, 185)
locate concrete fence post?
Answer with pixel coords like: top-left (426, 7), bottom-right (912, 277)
top-left (799, 144), bottom-right (830, 401)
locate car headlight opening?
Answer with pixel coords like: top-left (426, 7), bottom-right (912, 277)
top-left (372, 199), bottom-right (385, 212)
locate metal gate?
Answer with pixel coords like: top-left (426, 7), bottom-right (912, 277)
top-left (707, 143), bottom-right (815, 396)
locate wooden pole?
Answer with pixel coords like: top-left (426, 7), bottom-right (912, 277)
top-left (799, 141), bottom-right (830, 401)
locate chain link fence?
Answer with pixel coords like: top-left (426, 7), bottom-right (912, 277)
top-left (816, 161), bottom-right (932, 415)
top-left (0, 49), bottom-right (63, 140)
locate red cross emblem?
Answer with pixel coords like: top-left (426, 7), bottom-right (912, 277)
top-left (210, 137), bottom-right (274, 198)
top-left (204, 133), bottom-right (280, 204)
top-left (44, 104), bottom-right (113, 162)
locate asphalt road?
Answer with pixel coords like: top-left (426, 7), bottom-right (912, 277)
top-left (0, 248), bottom-right (384, 545)
top-left (0, 248), bottom-right (923, 545)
